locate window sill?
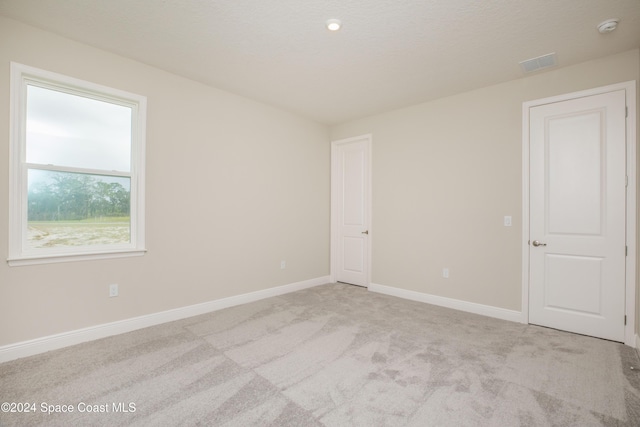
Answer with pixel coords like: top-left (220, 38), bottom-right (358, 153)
top-left (7, 249), bottom-right (147, 267)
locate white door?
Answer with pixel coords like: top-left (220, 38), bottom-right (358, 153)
top-left (331, 135), bottom-right (371, 287)
top-left (529, 90), bottom-right (626, 342)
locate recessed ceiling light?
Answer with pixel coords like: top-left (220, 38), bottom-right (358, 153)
top-left (326, 19), bottom-right (341, 31)
top-left (597, 18), bottom-right (619, 34)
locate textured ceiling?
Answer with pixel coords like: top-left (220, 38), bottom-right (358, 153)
top-left (1, 0), bottom-right (639, 125)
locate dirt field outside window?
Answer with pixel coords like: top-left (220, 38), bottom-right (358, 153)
top-left (27, 218), bottom-right (130, 248)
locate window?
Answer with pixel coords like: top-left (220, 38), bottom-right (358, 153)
top-left (8, 63), bottom-right (146, 265)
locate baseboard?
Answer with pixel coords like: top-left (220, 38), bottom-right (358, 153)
top-left (0, 276), bottom-right (330, 364)
top-left (636, 334), bottom-right (640, 357)
top-left (368, 282), bottom-right (522, 323)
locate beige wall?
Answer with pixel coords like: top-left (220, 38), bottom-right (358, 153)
top-left (0, 17), bottom-right (330, 346)
top-left (1, 16), bottom-right (638, 350)
top-left (331, 49), bottom-right (640, 313)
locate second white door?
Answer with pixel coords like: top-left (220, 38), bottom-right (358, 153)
top-left (332, 135), bottom-right (371, 287)
top-left (528, 89), bottom-right (627, 342)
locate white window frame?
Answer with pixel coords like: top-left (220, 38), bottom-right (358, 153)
top-left (8, 63), bottom-right (147, 266)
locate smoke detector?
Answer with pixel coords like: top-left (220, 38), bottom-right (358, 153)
top-left (597, 19), bottom-right (619, 34)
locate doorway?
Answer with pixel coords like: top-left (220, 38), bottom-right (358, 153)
top-left (330, 134), bottom-right (372, 287)
top-left (522, 81), bottom-right (636, 345)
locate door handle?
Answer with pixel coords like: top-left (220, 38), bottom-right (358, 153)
top-left (361, 230), bottom-right (369, 235)
top-left (532, 240), bottom-right (547, 247)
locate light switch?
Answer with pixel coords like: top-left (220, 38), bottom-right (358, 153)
top-left (504, 216), bottom-right (512, 227)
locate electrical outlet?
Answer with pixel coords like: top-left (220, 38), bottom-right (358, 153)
top-left (442, 268), bottom-right (449, 279)
top-left (504, 216), bottom-right (512, 226)
top-left (280, 260), bottom-right (286, 269)
top-left (109, 284), bottom-right (119, 297)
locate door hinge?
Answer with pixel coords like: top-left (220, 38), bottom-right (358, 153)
top-left (625, 315), bottom-right (627, 325)
top-left (626, 246), bottom-right (628, 256)
top-left (626, 175), bottom-right (629, 187)
top-left (626, 106), bottom-right (629, 118)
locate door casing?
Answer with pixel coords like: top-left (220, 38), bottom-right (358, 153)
top-left (330, 134), bottom-right (372, 287)
top-left (521, 81), bottom-right (637, 346)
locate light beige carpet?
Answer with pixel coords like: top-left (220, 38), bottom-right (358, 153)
top-left (1, 283), bottom-right (639, 426)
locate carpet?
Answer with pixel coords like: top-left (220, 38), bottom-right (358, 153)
top-left (1, 283), bottom-right (639, 426)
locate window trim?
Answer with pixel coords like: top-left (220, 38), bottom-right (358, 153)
top-left (8, 62), bottom-right (147, 266)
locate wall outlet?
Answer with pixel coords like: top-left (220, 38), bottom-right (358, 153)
top-left (504, 216), bottom-right (512, 226)
top-left (280, 260), bottom-right (286, 269)
top-left (442, 268), bottom-right (449, 279)
top-left (109, 284), bottom-right (119, 297)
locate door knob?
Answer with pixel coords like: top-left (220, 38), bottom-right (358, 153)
top-left (532, 240), bottom-right (547, 247)
top-left (361, 230), bottom-right (369, 234)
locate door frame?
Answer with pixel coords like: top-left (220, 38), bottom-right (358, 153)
top-left (521, 81), bottom-right (637, 346)
top-left (330, 134), bottom-right (373, 287)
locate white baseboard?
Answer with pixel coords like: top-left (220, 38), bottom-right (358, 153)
top-left (0, 276), bottom-right (329, 364)
top-left (635, 334), bottom-right (640, 357)
top-left (368, 282), bottom-right (523, 323)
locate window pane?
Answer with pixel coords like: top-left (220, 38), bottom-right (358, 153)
top-left (27, 169), bottom-right (131, 249)
top-left (26, 85), bottom-right (132, 172)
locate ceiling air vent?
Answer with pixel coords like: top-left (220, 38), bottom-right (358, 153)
top-left (519, 53), bottom-right (557, 73)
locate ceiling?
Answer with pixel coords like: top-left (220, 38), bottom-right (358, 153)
top-left (1, 0), bottom-right (639, 125)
